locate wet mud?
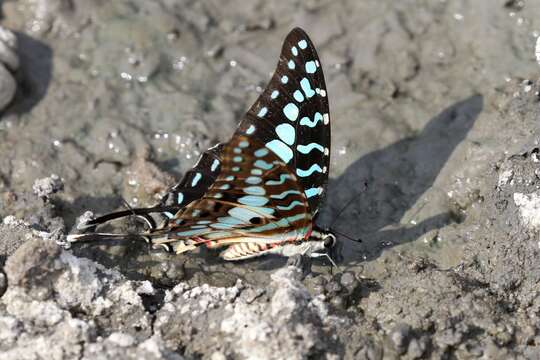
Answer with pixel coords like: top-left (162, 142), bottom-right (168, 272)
top-left (1, 0), bottom-right (540, 359)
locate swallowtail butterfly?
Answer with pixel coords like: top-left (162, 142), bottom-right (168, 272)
top-left (68, 28), bottom-right (336, 262)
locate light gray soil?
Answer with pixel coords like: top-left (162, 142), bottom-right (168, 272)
top-left (1, 0), bottom-right (540, 359)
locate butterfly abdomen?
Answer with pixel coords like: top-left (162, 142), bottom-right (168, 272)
top-left (220, 242), bottom-right (276, 260)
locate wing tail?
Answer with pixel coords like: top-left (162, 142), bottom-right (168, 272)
top-left (79, 206), bottom-right (179, 230)
top-left (66, 231), bottom-right (151, 244)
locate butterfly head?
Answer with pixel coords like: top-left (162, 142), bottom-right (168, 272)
top-left (309, 226), bottom-right (337, 253)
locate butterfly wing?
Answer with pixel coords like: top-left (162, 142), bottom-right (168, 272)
top-left (152, 134), bottom-right (313, 254)
top-left (158, 143), bottom-right (224, 211)
top-left (234, 27), bottom-right (330, 215)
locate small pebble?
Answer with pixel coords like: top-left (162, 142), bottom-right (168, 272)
top-left (339, 271), bottom-right (357, 288)
top-left (32, 174), bottom-right (64, 198)
top-left (390, 323), bottom-right (412, 355)
top-left (0, 63), bottom-right (15, 111)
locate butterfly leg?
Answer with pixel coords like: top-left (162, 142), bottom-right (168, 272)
top-left (172, 241), bottom-right (197, 254)
top-left (153, 236), bottom-right (222, 255)
top-left (286, 254), bottom-right (312, 274)
top-left (310, 252), bottom-right (339, 270)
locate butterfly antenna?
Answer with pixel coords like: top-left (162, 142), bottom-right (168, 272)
top-left (328, 181), bottom-right (368, 229)
top-left (331, 229), bottom-right (362, 243)
top-left (329, 197), bottom-right (357, 229)
top-left (326, 181), bottom-right (368, 244)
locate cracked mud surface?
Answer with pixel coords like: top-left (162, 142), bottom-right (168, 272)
top-left (1, 0), bottom-right (540, 359)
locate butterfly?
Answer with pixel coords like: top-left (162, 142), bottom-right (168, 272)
top-left (68, 28), bottom-right (336, 263)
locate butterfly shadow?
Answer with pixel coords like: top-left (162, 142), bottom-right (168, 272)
top-left (322, 94), bottom-right (483, 266)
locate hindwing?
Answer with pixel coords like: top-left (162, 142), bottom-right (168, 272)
top-left (152, 135), bottom-right (313, 253)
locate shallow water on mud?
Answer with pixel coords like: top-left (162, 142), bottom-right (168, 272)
top-left (2, 0), bottom-right (540, 286)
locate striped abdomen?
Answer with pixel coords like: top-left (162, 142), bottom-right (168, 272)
top-left (220, 242), bottom-right (281, 260)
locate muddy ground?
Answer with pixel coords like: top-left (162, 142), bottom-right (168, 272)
top-left (1, 0), bottom-right (540, 359)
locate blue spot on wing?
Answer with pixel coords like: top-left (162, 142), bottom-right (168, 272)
top-left (245, 176), bottom-right (262, 184)
top-left (238, 195), bottom-right (269, 207)
top-left (254, 159), bottom-right (274, 170)
top-left (228, 207), bottom-right (273, 222)
top-left (293, 90), bottom-right (304, 102)
top-left (300, 78), bottom-right (315, 98)
top-left (257, 107), bottom-right (268, 117)
top-left (217, 216), bottom-right (245, 225)
top-left (191, 173), bottom-right (202, 187)
top-left (254, 148), bottom-right (269, 157)
top-left (296, 164), bottom-right (323, 177)
top-left (266, 174), bottom-right (293, 186)
top-left (277, 200), bottom-right (304, 211)
top-left (305, 187), bottom-right (321, 198)
top-left (244, 186), bottom-right (266, 195)
top-left (275, 124), bottom-right (295, 145)
top-left (266, 140), bottom-right (293, 163)
top-left (176, 228), bottom-right (210, 237)
top-left (270, 190), bottom-right (301, 199)
top-left (305, 61), bottom-right (317, 73)
top-left (299, 112), bottom-right (323, 128)
top-left (210, 223), bottom-right (239, 230)
top-left (283, 103), bottom-right (299, 121)
top-left (297, 143), bottom-right (324, 154)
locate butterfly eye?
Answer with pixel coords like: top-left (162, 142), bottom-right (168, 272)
top-left (323, 234), bottom-right (336, 248)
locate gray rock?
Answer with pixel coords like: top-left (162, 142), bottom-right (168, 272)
top-left (75, 211), bottom-right (95, 230)
top-left (390, 323), bottom-right (412, 355)
top-left (0, 26), bottom-right (19, 71)
top-left (0, 63), bottom-right (16, 111)
top-left (0, 230), bottom-right (171, 359)
top-left (0, 26), bottom-right (17, 112)
top-left (220, 267), bottom-right (341, 360)
top-left (407, 337), bottom-right (427, 359)
top-left (32, 174), bottom-right (64, 198)
top-left (0, 216), bottom-right (31, 258)
top-left (83, 334), bottom-right (184, 360)
top-left (153, 267), bottom-right (343, 359)
top-left (513, 191), bottom-right (540, 231)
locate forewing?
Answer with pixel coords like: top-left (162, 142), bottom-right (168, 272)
top-left (234, 28), bottom-right (330, 215)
